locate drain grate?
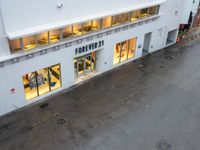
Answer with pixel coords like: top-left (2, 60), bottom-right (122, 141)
top-left (57, 119), bottom-right (66, 125)
top-left (156, 140), bottom-right (172, 150)
top-left (164, 56), bottom-right (173, 60)
top-left (39, 103), bottom-right (49, 109)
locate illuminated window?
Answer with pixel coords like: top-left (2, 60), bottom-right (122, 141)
top-left (113, 43), bottom-right (121, 65)
top-left (149, 6), bottom-right (159, 16)
top-left (128, 38), bottom-right (137, 59)
top-left (120, 41), bottom-right (129, 62)
top-left (130, 10), bottom-right (141, 21)
top-left (23, 35), bottom-right (37, 50)
top-left (82, 21), bottom-right (92, 34)
top-left (9, 39), bottom-right (21, 53)
top-left (23, 64), bottom-right (61, 101)
top-left (37, 32), bottom-right (49, 46)
top-left (49, 29), bottom-right (61, 43)
top-left (92, 19), bottom-right (101, 31)
top-left (141, 8), bottom-right (149, 18)
top-left (113, 38), bottom-right (137, 65)
top-left (73, 24), bottom-right (83, 36)
top-left (62, 26), bottom-right (73, 39)
top-left (102, 16), bottom-right (112, 28)
top-left (112, 13), bottom-right (130, 26)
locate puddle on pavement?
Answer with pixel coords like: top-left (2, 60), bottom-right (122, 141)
top-left (156, 140), bottom-right (172, 150)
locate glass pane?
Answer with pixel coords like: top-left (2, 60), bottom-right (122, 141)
top-left (78, 58), bottom-right (85, 75)
top-left (23, 35), bottom-right (36, 50)
top-left (82, 21), bottom-right (92, 34)
top-left (49, 65), bottom-right (61, 91)
top-left (85, 55), bottom-right (92, 71)
top-left (37, 32), bottom-right (49, 46)
top-left (120, 41), bottom-right (129, 62)
top-left (22, 72), bottom-right (38, 101)
top-left (91, 52), bottom-right (96, 70)
top-left (74, 59), bottom-right (78, 77)
top-left (141, 8), bottom-right (148, 18)
top-left (36, 68), bottom-right (50, 96)
top-left (149, 6), bottom-right (158, 16)
top-left (113, 43), bottom-right (121, 65)
top-left (73, 24), bottom-right (83, 36)
top-left (63, 26), bottom-right (73, 39)
top-left (112, 13), bottom-right (130, 26)
top-left (49, 29), bottom-right (60, 43)
top-left (128, 38), bottom-right (137, 59)
top-left (102, 16), bottom-right (112, 28)
top-left (9, 39), bottom-right (21, 53)
top-left (130, 10), bottom-right (141, 21)
top-left (92, 19), bottom-right (101, 31)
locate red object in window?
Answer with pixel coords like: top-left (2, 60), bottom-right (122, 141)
top-left (11, 88), bottom-right (15, 94)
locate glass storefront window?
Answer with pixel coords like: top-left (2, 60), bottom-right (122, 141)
top-left (102, 16), bottom-right (112, 28)
top-left (149, 6), bottom-right (158, 16)
top-left (49, 65), bottom-right (61, 91)
top-left (62, 26), bottom-right (73, 39)
top-left (23, 73), bottom-right (38, 100)
top-left (128, 38), bottom-right (137, 59)
top-left (23, 35), bottom-right (37, 50)
top-left (112, 13), bottom-right (130, 26)
top-left (36, 32), bottom-right (49, 46)
top-left (49, 29), bottom-right (61, 43)
top-left (73, 24), bottom-right (83, 36)
top-left (22, 64), bottom-right (61, 101)
top-left (113, 38), bottom-right (137, 65)
top-left (9, 39), bottom-right (21, 53)
top-left (113, 43), bottom-right (121, 65)
top-left (130, 10), bottom-right (141, 21)
top-left (92, 19), bottom-right (101, 31)
top-left (141, 8), bottom-right (149, 18)
top-left (120, 41), bottom-right (129, 62)
top-left (82, 21), bottom-right (92, 34)
top-left (36, 68), bottom-right (50, 96)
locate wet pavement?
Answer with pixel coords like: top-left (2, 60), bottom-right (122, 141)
top-left (1, 40), bottom-right (200, 150)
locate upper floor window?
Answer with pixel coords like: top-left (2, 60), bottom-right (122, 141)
top-left (62, 26), bottom-right (73, 39)
top-left (102, 16), bottom-right (112, 28)
top-left (49, 29), bottom-right (61, 43)
top-left (23, 35), bottom-right (37, 50)
top-left (9, 39), bottom-right (21, 53)
top-left (37, 32), bottom-right (49, 46)
top-left (73, 24), bottom-right (83, 36)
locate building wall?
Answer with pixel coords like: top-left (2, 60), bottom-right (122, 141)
top-left (0, 0), bottom-right (199, 116)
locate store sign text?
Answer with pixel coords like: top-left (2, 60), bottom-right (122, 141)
top-left (75, 40), bottom-right (104, 55)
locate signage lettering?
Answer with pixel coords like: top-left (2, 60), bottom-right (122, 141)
top-left (75, 40), bottom-right (104, 55)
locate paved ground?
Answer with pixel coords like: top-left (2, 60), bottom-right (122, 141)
top-left (1, 40), bottom-right (200, 150)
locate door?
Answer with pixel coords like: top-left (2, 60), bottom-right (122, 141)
top-left (143, 32), bottom-right (152, 56)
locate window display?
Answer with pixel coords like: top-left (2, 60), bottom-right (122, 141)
top-left (63, 26), bottom-right (73, 39)
top-left (102, 16), bottom-right (112, 28)
top-left (9, 39), bottom-right (21, 53)
top-left (23, 35), bottom-right (37, 50)
top-left (22, 64), bottom-right (61, 101)
top-left (113, 38), bottom-right (137, 65)
top-left (82, 21), bottom-right (92, 34)
top-left (92, 19), bottom-right (101, 31)
top-left (49, 29), bottom-right (61, 43)
top-left (36, 32), bottom-right (49, 46)
top-left (73, 24), bottom-right (83, 36)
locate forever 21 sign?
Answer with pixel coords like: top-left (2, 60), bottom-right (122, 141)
top-left (75, 40), bottom-right (104, 55)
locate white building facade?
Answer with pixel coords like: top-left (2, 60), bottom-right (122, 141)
top-left (0, 0), bottom-right (199, 116)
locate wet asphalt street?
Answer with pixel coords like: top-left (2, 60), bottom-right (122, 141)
top-left (1, 40), bottom-right (200, 150)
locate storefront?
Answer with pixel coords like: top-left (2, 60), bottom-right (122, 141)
top-left (74, 52), bottom-right (96, 78)
top-left (22, 64), bottom-right (61, 101)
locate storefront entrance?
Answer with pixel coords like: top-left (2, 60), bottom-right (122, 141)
top-left (74, 52), bottom-right (96, 78)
